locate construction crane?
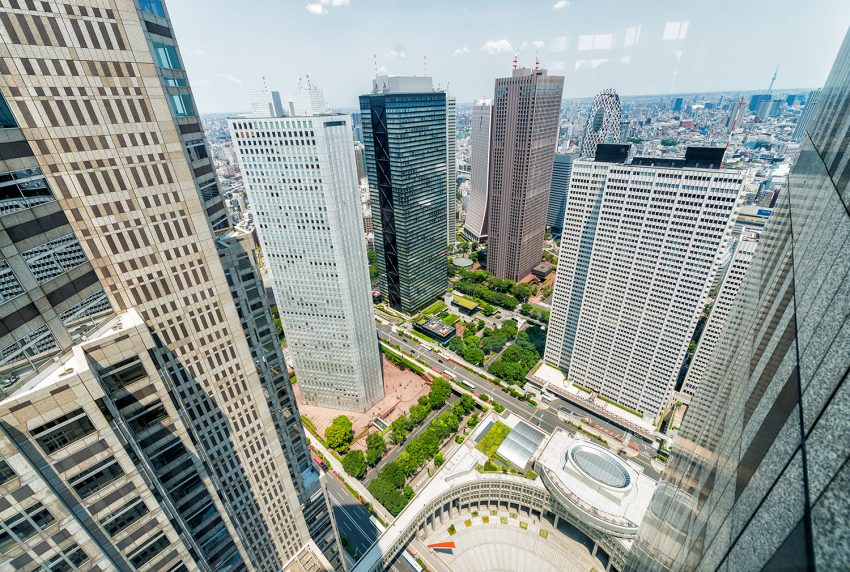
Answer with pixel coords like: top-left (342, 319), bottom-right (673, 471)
top-left (767, 64), bottom-right (780, 95)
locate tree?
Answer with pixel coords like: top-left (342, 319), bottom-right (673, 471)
top-left (389, 415), bottom-right (411, 443)
top-left (379, 462), bottom-right (406, 488)
top-left (403, 485), bottom-right (414, 500)
top-left (429, 378), bottom-right (452, 409)
top-left (409, 404), bottom-right (429, 424)
top-left (434, 452), bottom-right (444, 467)
top-left (511, 283), bottom-right (534, 302)
top-left (365, 433), bottom-right (387, 466)
top-left (325, 416), bottom-right (354, 454)
top-left (342, 450), bottom-right (366, 478)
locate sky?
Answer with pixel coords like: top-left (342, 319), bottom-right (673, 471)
top-left (167, 0), bottom-right (850, 113)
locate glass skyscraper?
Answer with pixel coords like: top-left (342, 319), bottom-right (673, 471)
top-left (360, 76), bottom-right (449, 314)
top-left (629, 29), bottom-right (850, 572)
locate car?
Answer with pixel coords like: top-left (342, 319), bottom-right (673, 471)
top-left (437, 359), bottom-right (443, 364)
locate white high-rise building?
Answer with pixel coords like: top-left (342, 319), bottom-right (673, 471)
top-left (288, 83), bottom-right (327, 116)
top-left (463, 99), bottom-right (492, 241)
top-left (229, 88), bottom-right (383, 412)
top-left (544, 146), bottom-right (742, 420)
top-left (447, 95), bottom-right (458, 244)
top-left (682, 235), bottom-right (758, 399)
top-left (250, 89), bottom-right (285, 117)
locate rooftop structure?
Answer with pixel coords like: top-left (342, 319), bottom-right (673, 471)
top-left (496, 420), bottom-right (547, 470)
top-left (414, 318), bottom-right (456, 344)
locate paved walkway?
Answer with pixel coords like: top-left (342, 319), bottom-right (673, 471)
top-left (422, 510), bottom-right (605, 572)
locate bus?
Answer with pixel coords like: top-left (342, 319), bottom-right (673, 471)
top-left (461, 379), bottom-right (476, 391)
top-left (541, 392), bottom-right (554, 403)
top-left (402, 551), bottom-right (423, 572)
top-left (443, 370), bottom-right (457, 380)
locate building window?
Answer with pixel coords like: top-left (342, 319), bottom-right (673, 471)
top-left (69, 458), bottom-right (124, 499)
top-left (100, 500), bottom-right (150, 537)
top-left (0, 502), bottom-right (56, 553)
top-left (0, 459), bottom-right (15, 485)
top-left (21, 234), bottom-right (87, 285)
top-left (162, 76), bottom-right (187, 87)
top-left (99, 357), bottom-right (148, 393)
top-left (152, 42), bottom-right (181, 70)
top-left (0, 260), bottom-right (24, 304)
top-left (0, 167), bottom-right (55, 215)
top-left (185, 139), bottom-right (208, 162)
top-left (168, 94), bottom-right (194, 117)
top-left (0, 93), bottom-right (16, 129)
top-left (45, 543), bottom-right (88, 571)
top-left (137, 0), bottom-right (165, 17)
top-left (31, 409), bottom-right (95, 454)
top-left (128, 533), bottom-right (169, 568)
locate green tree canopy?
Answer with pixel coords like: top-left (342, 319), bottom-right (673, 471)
top-left (324, 415), bottom-right (354, 454)
top-left (342, 449), bottom-right (366, 479)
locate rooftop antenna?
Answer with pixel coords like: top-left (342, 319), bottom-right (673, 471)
top-left (424, 55), bottom-right (428, 77)
top-left (767, 63), bottom-right (780, 95)
top-left (512, 51), bottom-right (519, 69)
top-left (262, 75), bottom-right (268, 92)
top-left (373, 53), bottom-right (378, 78)
top-left (306, 74), bottom-right (313, 90)
top-left (534, 53), bottom-right (540, 71)
top-left (297, 76), bottom-right (303, 89)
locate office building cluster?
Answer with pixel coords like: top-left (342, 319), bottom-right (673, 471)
top-left (1, 1), bottom-right (848, 571)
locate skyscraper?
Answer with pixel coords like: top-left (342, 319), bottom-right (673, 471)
top-left (446, 95), bottom-right (458, 245)
top-left (629, 30), bottom-right (850, 571)
top-left (0, 2), bottom-right (337, 570)
top-left (578, 88), bottom-right (622, 159)
top-left (486, 67), bottom-right (564, 281)
top-left (287, 81), bottom-right (326, 117)
top-left (546, 153), bottom-right (573, 236)
top-left (672, 96), bottom-right (684, 112)
top-left (251, 89), bottom-right (285, 118)
top-left (360, 75), bottom-right (449, 313)
top-left (793, 88), bottom-right (822, 142)
top-left (229, 87), bottom-right (384, 412)
top-left (544, 146), bottom-right (741, 421)
top-left (462, 99), bottom-right (493, 242)
top-left (681, 235), bottom-right (758, 400)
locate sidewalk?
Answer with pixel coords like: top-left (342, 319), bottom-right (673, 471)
top-left (310, 436), bottom-right (394, 524)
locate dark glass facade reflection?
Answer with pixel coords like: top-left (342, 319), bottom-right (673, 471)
top-left (628, 29), bottom-right (850, 571)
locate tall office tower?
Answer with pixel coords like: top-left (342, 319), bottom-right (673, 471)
top-left (351, 111), bottom-right (364, 143)
top-left (792, 88), bottom-right (822, 142)
top-left (360, 75), bottom-right (449, 313)
top-left (250, 89), bottom-right (285, 118)
top-left (544, 145), bottom-right (741, 420)
top-left (725, 98), bottom-right (746, 128)
top-left (680, 235), bottom-right (758, 400)
top-left (672, 97), bottom-right (684, 112)
top-left (629, 31), bottom-right (850, 571)
top-left (446, 95), bottom-right (458, 245)
top-left (748, 92), bottom-right (771, 112)
top-left (462, 99), bottom-right (493, 242)
top-left (486, 67), bottom-right (564, 281)
top-left (0, 2), bottom-right (336, 571)
top-left (287, 82), bottom-right (326, 116)
top-left (578, 88), bottom-right (622, 159)
top-left (229, 88), bottom-right (383, 413)
top-left (546, 153), bottom-right (573, 235)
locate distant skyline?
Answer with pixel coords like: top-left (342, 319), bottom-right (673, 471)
top-left (168, 0), bottom-right (850, 113)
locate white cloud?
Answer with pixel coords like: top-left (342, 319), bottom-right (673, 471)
top-left (188, 48), bottom-right (206, 56)
top-left (452, 47), bottom-right (470, 56)
top-left (219, 73), bottom-right (242, 85)
top-left (305, 0), bottom-right (349, 15)
top-left (533, 40), bottom-right (545, 49)
top-left (481, 39), bottom-right (512, 55)
top-left (553, 0), bottom-right (569, 10)
top-left (388, 47), bottom-right (407, 59)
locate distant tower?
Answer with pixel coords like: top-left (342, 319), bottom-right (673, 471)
top-left (578, 88), bottom-right (622, 159)
top-left (462, 99), bottom-right (493, 242)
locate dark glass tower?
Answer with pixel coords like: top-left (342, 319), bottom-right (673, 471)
top-left (628, 29), bottom-right (850, 572)
top-left (360, 76), bottom-right (449, 314)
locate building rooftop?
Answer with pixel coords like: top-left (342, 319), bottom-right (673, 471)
top-left (496, 420), bottom-right (546, 469)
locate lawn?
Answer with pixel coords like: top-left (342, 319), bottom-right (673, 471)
top-left (441, 313), bottom-right (460, 325)
top-left (423, 300), bottom-right (447, 316)
top-left (475, 421), bottom-right (511, 457)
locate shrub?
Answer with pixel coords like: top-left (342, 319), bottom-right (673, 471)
top-left (342, 450), bottom-right (366, 479)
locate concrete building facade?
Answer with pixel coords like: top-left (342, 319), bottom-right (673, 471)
top-left (0, 1), bottom-right (338, 570)
top-left (229, 93), bottom-right (384, 413)
top-left (546, 153), bottom-right (573, 236)
top-left (544, 147), bottom-right (741, 420)
top-left (486, 67), bottom-right (563, 281)
top-left (462, 99), bottom-right (492, 242)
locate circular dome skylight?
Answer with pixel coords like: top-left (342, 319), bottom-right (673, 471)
top-left (569, 444), bottom-right (631, 489)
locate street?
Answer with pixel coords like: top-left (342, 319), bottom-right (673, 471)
top-left (376, 322), bottom-right (660, 479)
top-left (324, 475), bottom-right (379, 562)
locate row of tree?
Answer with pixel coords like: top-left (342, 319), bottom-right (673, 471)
top-left (519, 303), bottom-right (550, 323)
top-left (367, 393), bottom-right (478, 516)
top-left (487, 326), bottom-right (546, 386)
